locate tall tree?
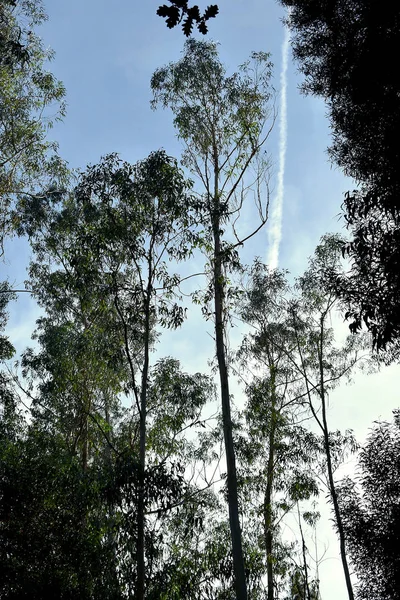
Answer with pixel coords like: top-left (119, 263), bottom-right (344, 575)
top-left (72, 151), bottom-right (195, 600)
top-left (151, 39), bottom-right (274, 599)
top-left (172, 0), bottom-right (400, 350)
top-left (236, 238), bottom-right (367, 600)
top-left (238, 264), bottom-right (322, 600)
top-left (287, 237), bottom-right (368, 600)
top-left (18, 149), bottom-right (202, 598)
top-left (0, 286), bottom-right (121, 599)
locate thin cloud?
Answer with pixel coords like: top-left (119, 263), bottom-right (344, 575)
top-left (267, 22), bottom-right (290, 270)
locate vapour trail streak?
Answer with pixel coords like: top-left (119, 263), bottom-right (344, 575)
top-left (267, 22), bottom-right (290, 270)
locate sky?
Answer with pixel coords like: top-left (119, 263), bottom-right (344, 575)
top-left (2, 1), bottom-right (400, 598)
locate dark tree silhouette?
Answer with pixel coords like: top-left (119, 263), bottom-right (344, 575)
top-left (338, 412), bottom-right (400, 600)
top-left (0, 0), bottom-right (30, 67)
top-left (157, 1), bottom-right (218, 36)
top-left (277, 0), bottom-right (400, 349)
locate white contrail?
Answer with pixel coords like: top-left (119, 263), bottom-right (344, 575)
top-left (267, 22), bottom-right (290, 270)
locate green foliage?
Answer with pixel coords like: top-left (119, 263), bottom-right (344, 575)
top-left (1, 9), bottom-right (386, 596)
top-left (338, 413), bottom-right (400, 600)
top-left (146, 357), bottom-right (215, 459)
top-left (0, 425), bottom-right (123, 599)
top-left (0, 282), bottom-right (15, 360)
top-left (151, 39), bottom-right (272, 184)
top-left (236, 239), bottom-right (369, 597)
top-left (18, 149), bottom-right (195, 338)
top-left (0, 0), bottom-right (68, 250)
top-left (285, 566), bottom-right (320, 600)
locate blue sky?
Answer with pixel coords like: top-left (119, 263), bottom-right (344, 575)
top-left (4, 1), bottom-right (339, 345)
top-left (3, 1), bottom-right (400, 597)
top-left (5, 0), bottom-right (355, 361)
top-left (34, 0), bottom-right (352, 273)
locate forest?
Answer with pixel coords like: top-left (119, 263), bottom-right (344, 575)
top-left (1, 1), bottom-right (400, 599)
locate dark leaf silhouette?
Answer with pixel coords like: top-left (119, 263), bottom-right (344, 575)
top-left (157, 1), bottom-right (219, 35)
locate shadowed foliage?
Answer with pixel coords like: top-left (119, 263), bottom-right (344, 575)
top-left (277, 0), bottom-right (400, 350)
top-left (338, 412), bottom-right (400, 600)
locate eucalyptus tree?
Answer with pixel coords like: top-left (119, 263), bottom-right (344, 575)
top-left (0, 287), bottom-right (120, 599)
top-left (18, 149), bottom-right (203, 598)
top-left (74, 151), bottom-right (201, 599)
top-left (151, 39), bottom-right (275, 599)
top-left (235, 238), bottom-right (370, 600)
top-left (0, 0), bottom-right (67, 252)
top-left (138, 357), bottom-right (221, 597)
top-left (157, 0), bottom-right (400, 351)
top-left (237, 264), bottom-right (321, 600)
top-left (285, 237), bottom-right (368, 600)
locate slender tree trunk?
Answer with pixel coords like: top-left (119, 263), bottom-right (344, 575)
top-left (264, 452), bottom-right (274, 600)
top-left (212, 192), bottom-right (247, 600)
top-left (263, 364), bottom-right (277, 600)
top-left (104, 395), bottom-right (120, 594)
top-left (104, 395), bottom-right (112, 466)
top-left (297, 503), bottom-right (312, 600)
top-left (264, 405), bottom-right (275, 600)
top-left (82, 410), bottom-right (88, 471)
top-left (318, 321), bottom-right (354, 600)
top-left (136, 271), bottom-right (152, 600)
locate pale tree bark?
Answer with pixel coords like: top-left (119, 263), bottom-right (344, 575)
top-left (293, 307), bottom-right (355, 600)
top-left (317, 318), bottom-right (354, 600)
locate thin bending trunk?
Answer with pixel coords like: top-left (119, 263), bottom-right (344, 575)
top-left (212, 196), bottom-right (247, 600)
top-left (136, 273), bottom-right (153, 600)
top-left (297, 503), bottom-right (312, 600)
top-left (318, 321), bottom-right (354, 600)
